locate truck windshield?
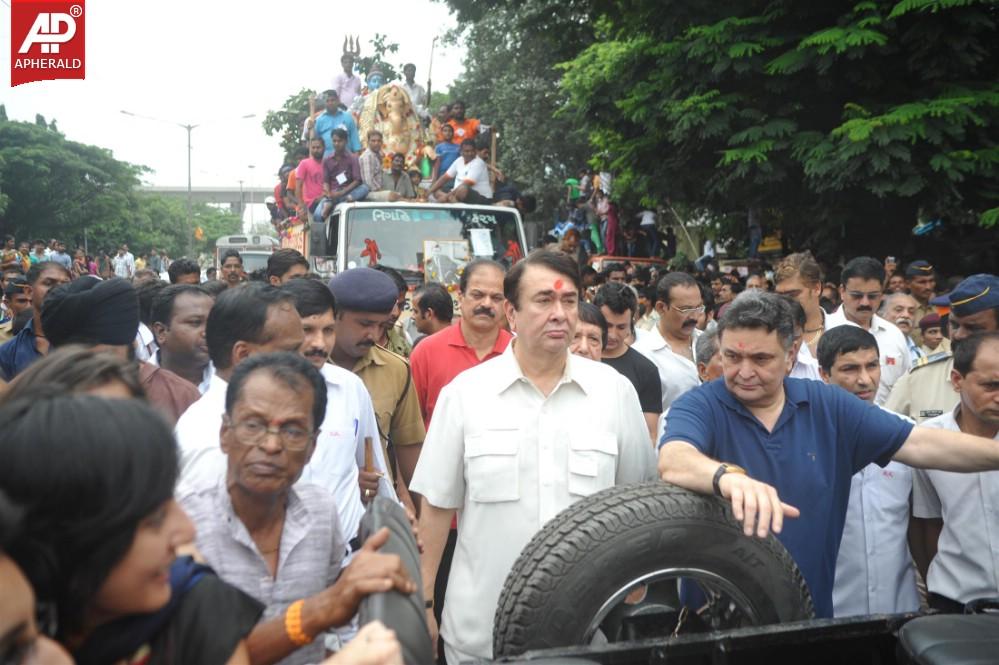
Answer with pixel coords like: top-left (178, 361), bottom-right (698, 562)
top-left (343, 206), bottom-right (522, 286)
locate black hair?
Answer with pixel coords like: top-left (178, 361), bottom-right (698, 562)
top-left (504, 249), bottom-right (581, 310)
top-left (577, 301), bottom-right (608, 349)
top-left (414, 282), bottom-right (454, 323)
top-left (0, 396), bottom-right (177, 636)
top-left (266, 248), bottom-right (309, 281)
top-left (593, 281), bottom-right (637, 317)
top-left (367, 129), bottom-right (383, 140)
top-left (458, 258), bottom-right (505, 294)
top-left (953, 331), bottom-right (999, 376)
top-left (226, 352), bottom-right (327, 430)
top-left (603, 262), bottom-right (626, 277)
top-left (2, 346), bottom-right (144, 402)
top-left (324, 89), bottom-right (339, 99)
top-left (816, 325), bottom-right (880, 373)
top-left (519, 194), bottom-right (538, 214)
top-left (167, 257), bottom-right (201, 284)
top-left (0, 490), bottom-right (22, 554)
top-left (460, 139), bottom-right (476, 150)
top-left (331, 128), bottom-right (348, 141)
top-left (840, 256), bottom-right (885, 286)
top-left (655, 272), bottom-right (699, 305)
top-left (134, 279), bottom-right (168, 327)
top-left (200, 279), bottom-right (227, 297)
top-left (372, 264), bottom-right (407, 295)
top-left (293, 146), bottom-right (309, 158)
top-left (206, 283), bottom-right (296, 370)
top-left (451, 99), bottom-right (466, 108)
top-left (151, 284), bottom-right (211, 327)
top-left (25, 261), bottom-right (70, 286)
top-left (699, 281), bottom-right (715, 314)
top-left (220, 249), bottom-right (242, 265)
top-left (281, 277), bottom-right (336, 318)
top-left (718, 290), bottom-right (795, 351)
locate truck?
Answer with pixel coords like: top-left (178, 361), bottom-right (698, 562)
top-left (214, 234), bottom-right (280, 273)
top-left (316, 201), bottom-right (529, 286)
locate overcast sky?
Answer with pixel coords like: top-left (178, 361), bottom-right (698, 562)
top-left (1, 0), bottom-right (464, 190)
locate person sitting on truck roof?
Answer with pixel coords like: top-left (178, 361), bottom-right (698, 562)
top-left (359, 129), bottom-right (389, 201)
top-left (427, 139), bottom-right (493, 205)
top-left (266, 248), bottom-right (309, 285)
top-left (432, 123), bottom-right (459, 190)
top-left (317, 129), bottom-right (367, 220)
top-left (219, 249), bottom-right (244, 289)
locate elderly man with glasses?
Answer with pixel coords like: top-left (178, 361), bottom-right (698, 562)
top-left (634, 272), bottom-right (706, 410)
top-left (825, 256), bottom-right (910, 405)
top-left (180, 352), bottom-right (415, 665)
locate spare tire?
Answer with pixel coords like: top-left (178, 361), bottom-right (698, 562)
top-left (493, 482), bottom-right (814, 657)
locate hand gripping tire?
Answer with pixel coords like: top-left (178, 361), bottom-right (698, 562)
top-left (357, 496), bottom-right (434, 665)
top-left (493, 482), bottom-right (814, 657)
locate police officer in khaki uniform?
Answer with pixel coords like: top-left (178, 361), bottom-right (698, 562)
top-left (905, 260), bottom-right (936, 347)
top-left (886, 274), bottom-right (999, 422)
top-left (329, 268), bottom-right (426, 510)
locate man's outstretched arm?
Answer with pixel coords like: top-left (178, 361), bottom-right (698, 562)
top-left (659, 441), bottom-right (799, 538)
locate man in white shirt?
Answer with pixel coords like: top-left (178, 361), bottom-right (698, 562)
top-left (280, 278), bottom-right (396, 542)
top-left (825, 256), bottom-right (910, 404)
top-left (912, 331), bottom-right (999, 612)
top-left (400, 63), bottom-right (428, 121)
top-left (785, 298), bottom-right (822, 381)
top-left (817, 325), bottom-right (919, 616)
top-left (175, 283), bottom-right (306, 493)
top-left (413, 250), bottom-right (656, 664)
top-left (633, 272), bottom-right (703, 410)
top-left (880, 292), bottom-right (924, 363)
top-left (427, 139), bottom-right (493, 205)
top-left (112, 245), bottom-right (135, 279)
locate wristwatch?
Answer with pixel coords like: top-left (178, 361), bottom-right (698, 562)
top-left (712, 463), bottom-right (747, 497)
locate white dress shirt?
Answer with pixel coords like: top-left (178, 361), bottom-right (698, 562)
top-left (633, 326), bottom-right (702, 410)
top-left (833, 405), bottom-right (919, 616)
top-left (825, 307), bottom-right (911, 405)
top-left (913, 407), bottom-right (999, 604)
top-left (790, 341), bottom-right (822, 381)
top-left (298, 364), bottom-right (395, 544)
top-left (410, 345), bottom-right (656, 661)
top-left (134, 323), bottom-right (157, 362)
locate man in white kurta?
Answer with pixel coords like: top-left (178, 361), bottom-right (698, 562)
top-left (412, 253), bottom-right (656, 663)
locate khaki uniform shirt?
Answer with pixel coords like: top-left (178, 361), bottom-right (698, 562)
top-left (0, 320), bottom-right (12, 345)
top-left (883, 352), bottom-right (957, 423)
top-left (353, 345), bottom-right (426, 480)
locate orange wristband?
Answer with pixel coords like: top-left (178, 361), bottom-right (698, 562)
top-left (284, 599), bottom-right (313, 646)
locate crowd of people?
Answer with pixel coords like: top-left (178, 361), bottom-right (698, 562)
top-left (265, 54), bottom-right (536, 241)
top-left (0, 230), bottom-right (997, 665)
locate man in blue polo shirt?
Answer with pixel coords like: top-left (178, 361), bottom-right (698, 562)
top-left (0, 261), bottom-right (71, 380)
top-left (659, 290), bottom-right (999, 617)
top-left (307, 90), bottom-right (362, 157)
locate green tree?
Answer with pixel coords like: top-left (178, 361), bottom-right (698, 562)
top-left (263, 88), bottom-right (315, 165)
top-left (555, 0), bottom-right (999, 264)
top-left (355, 33), bottom-right (401, 82)
top-left (443, 0), bottom-right (595, 216)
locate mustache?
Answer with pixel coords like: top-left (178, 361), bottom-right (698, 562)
top-left (473, 307), bottom-right (495, 317)
top-left (895, 317), bottom-right (912, 326)
top-left (857, 306), bottom-right (873, 312)
top-left (304, 348), bottom-right (328, 359)
top-left (682, 319), bottom-right (698, 327)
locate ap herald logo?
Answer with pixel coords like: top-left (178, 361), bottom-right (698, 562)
top-left (10, 0), bottom-right (85, 87)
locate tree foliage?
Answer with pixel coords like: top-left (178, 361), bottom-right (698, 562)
top-left (0, 117), bottom-right (239, 258)
top-left (443, 0), bottom-right (595, 216)
top-left (553, 0), bottom-right (999, 262)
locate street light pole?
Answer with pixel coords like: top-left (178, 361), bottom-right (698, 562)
top-left (120, 110), bottom-right (255, 252)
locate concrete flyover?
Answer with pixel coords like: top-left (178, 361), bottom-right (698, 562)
top-left (139, 185), bottom-right (274, 215)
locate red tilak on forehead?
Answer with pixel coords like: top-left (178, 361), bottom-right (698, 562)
top-left (554, 279), bottom-right (564, 290)
top-left (737, 342), bottom-right (745, 349)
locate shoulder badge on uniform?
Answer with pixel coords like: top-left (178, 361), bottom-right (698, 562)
top-left (911, 350), bottom-right (951, 371)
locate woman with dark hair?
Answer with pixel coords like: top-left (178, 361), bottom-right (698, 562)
top-left (0, 395), bottom-right (263, 665)
top-left (0, 489), bottom-right (73, 665)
